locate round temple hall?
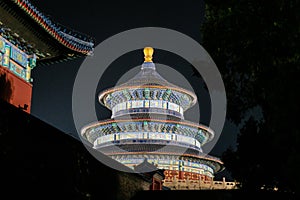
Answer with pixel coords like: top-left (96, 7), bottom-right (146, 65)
top-left (81, 47), bottom-right (236, 190)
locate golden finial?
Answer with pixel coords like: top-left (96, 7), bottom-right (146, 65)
top-left (143, 47), bottom-right (154, 62)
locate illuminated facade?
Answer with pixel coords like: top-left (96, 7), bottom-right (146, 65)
top-left (81, 47), bottom-right (229, 189)
top-left (0, 31), bottom-right (35, 112)
top-left (0, 0), bottom-right (94, 113)
top-left (0, 36), bottom-right (36, 82)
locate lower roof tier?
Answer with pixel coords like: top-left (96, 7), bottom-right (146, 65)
top-left (81, 118), bottom-right (214, 147)
top-left (96, 143), bottom-right (203, 156)
top-left (109, 152), bottom-right (224, 174)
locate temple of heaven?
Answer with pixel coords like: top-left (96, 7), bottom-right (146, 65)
top-left (81, 47), bottom-right (228, 190)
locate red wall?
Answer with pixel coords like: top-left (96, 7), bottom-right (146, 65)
top-left (0, 66), bottom-right (32, 113)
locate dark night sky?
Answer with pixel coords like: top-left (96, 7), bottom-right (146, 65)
top-left (29, 0), bottom-right (238, 157)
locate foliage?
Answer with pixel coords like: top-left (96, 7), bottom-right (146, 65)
top-left (201, 0), bottom-right (300, 193)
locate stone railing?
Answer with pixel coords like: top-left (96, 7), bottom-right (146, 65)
top-left (163, 177), bottom-right (239, 190)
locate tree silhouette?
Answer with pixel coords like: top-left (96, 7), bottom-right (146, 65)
top-left (201, 0), bottom-right (300, 193)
